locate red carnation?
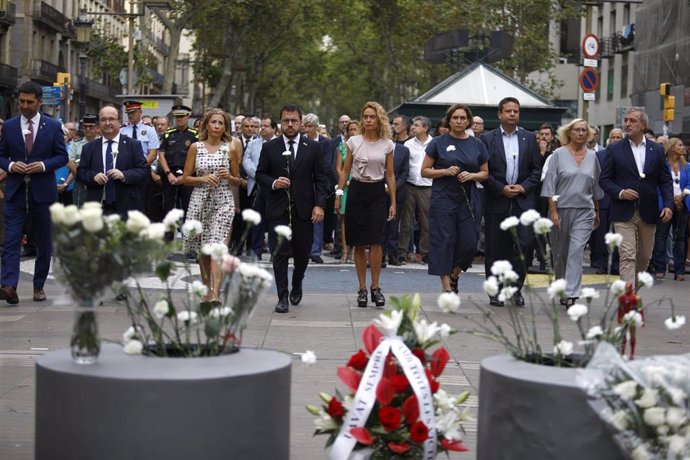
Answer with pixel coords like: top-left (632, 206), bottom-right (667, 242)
top-left (441, 438), bottom-right (468, 452)
top-left (350, 427), bottom-right (374, 445)
top-left (387, 442), bottom-right (411, 454)
top-left (425, 369), bottom-right (440, 393)
top-left (327, 397), bottom-right (345, 419)
top-left (411, 348), bottom-right (426, 364)
top-left (378, 406), bottom-right (402, 431)
top-left (409, 421), bottom-right (429, 443)
top-left (402, 394), bottom-right (419, 425)
top-left (391, 374), bottom-right (409, 393)
top-left (347, 350), bottom-right (368, 371)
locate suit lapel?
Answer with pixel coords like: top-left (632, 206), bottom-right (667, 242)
top-left (30, 117), bottom-right (49, 156)
top-left (621, 140), bottom-right (639, 175)
top-left (293, 137), bottom-right (309, 170)
top-left (643, 143), bottom-right (655, 176)
top-left (517, 128), bottom-right (527, 172)
top-left (494, 129), bottom-right (507, 172)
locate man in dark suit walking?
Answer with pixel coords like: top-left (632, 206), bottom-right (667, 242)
top-left (384, 142), bottom-right (410, 266)
top-left (0, 81), bottom-right (68, 304)
top-left (480, 97), bottom-right (541, 306)
top-left (77, 105), bottom-right (149, 217)
top-left (256, 104), bottom-right (328, 313)
top-left (599, 107), bottom-right (673, 283)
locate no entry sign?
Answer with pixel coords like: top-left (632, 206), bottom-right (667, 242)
top-left (579, 68), bottom-right (599, 93)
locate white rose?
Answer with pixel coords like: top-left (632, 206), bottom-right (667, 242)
top-left (162, 208), bottom-right (185, 230)
top-left (241, 209), bottom-right (262, 225)
top-left (439, 323), bottom-right (452, 339)
top-left (547, 279), bottom-right (567, 299)
top-left (122, 326), bottom-right (138, 343)
top-left (498, 286), bottom-right (517, 302)
top-left (80, 207), bottom-right (104, 233)
top-left (490, 260), bottom-right (513, 276)
top-left (188, 280), bottom-right (208, 298)
top-left (123, 339), bottom-right (143, 355)
top-left (22, 129), bottom-right (31, 136)
top-left (642, 407), bottom-right (665, 426)
top-left (667, 435), bottom-right (686, 455)
top-left (666, 407), bottom-right (686, 428)
top-left (610, 409), bottom-right (630, 431)
top-left (604, 232), bottom-right (623, 248)
top-left (580, 287), bottom-right (600, 300)
top-left (104, 214), bottom-right (121, 225)
top-left (631, 445), bottom-right (651, 460)
top-left (637, 271), bottom-right (653, 288)
top-left (282, 150), bottom-right (291, 157)
top-left (126, 210), bottom-right (150, 233)
top-left (274, 225), bottom-right (292, 240)
top-left (533, 217), bottom-right (554, 235)
top-left (610, 280), bottom-right (627, 296)
top-left (437, 292), bottom-right (461, 313)
top-left (62, 205), bottom-right (82, 226)
top-left (613, 380), bottom-right (637, 400)
top-left (81, 202), bottom-right (102, 210)
top-left (209, 306), bottom-right (232, 318)
top-left (519, 209), bottom-right (541, 226)
top-left (49, 202), bottom-right (66, 224)
top-left (153, 299), bottom-right (169, 319)
top-left (635, 388), bottom-right (659, 408)
top-left (202, 242), bottom-right (228, 261)
top-left (499, 216), bottom-right (520, 231)
top-left (301, 350), bottom-right (317, 365)
top-left (551, 194), bottom-right (560, 203)
top-left (567, 303), bottom-right (588, 321)
top-left (553, 340), bottom-right (573, 356)
top-left (483, 276), bottom-right (499, 296)
top-left (585, 326), bottom-right (603, 339)
top-left (684, 188), bottom-right (690, 196)
top-left (177, 310), bottom-right (199, 324)
top-left (143, 222), bottom-right (166, 240)
top-left (665, 315), bottom-right (687, 330)
top-left (182, 219), bottom-right (203, 236)
top-left (639, 173), bottom-right (646, 180)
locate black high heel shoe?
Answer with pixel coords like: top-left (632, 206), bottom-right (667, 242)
top-left (370, 287), bottom-right (385, 308)
top-left (357, 289), bottom-right (368, 308)
top-left (449, 274), bottom-right (459, 294)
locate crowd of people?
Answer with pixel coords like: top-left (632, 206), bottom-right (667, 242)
top-left (0, 80), bottom-right (688, 312)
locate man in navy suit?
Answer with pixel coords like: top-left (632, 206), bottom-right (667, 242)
top-left (0, 81), bottom-right (68, 304)
top-left (599, 107), bottom-right (673, 283)
top-left (384, 142), bottom-right (410, 266)
top-left (77, 105), bottom-right (149, 217)
top-left (256, 104), bottom-right (328, 313)
top-left (480, 97), bottom-right (541, 306)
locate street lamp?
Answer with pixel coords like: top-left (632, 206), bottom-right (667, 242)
top-left (73, 13), bottom-right (94, 120)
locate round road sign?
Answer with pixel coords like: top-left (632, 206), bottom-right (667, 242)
top-left (582, 33), bottom-right (600, 59)
top-left (579, 68), bottom-right (599, 92)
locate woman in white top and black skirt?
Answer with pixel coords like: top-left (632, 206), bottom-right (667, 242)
top-left (336, 101), bottom-right (396, 308)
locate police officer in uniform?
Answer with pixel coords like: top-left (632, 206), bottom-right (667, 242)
top-left (120, 100), bottom-right (159, 164)
top-left (158, 105), bottom-right (197, 218)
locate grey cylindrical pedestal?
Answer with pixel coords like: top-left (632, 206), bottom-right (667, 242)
top-left (477, 354), bottom-right (622, 460)
top-left (36, 344), bottom-right (291, 460)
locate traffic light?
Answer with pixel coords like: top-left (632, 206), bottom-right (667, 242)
top-left (664, 95), bottom-right (675, 122)
top-left (660, 82), bottom-right (671, 96)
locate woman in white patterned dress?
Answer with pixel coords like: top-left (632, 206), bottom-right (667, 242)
top-left (182, 108), bottom-right (242, 301)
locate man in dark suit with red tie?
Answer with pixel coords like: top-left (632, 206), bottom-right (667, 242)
top-left (77, 105), bottom-right (149, 217)
top-left (480, 97), bottom-right (542, 307)
top-left (0, 81), bottom-right (68, 304)
top-left (256, 104), bottom-right (328, 313)
top-left (599, 107), bottom-right (673, 283)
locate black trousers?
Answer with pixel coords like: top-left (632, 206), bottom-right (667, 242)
top-left (484, 208), bottom-right (535, 291)
top-left (270, 206), bottom-right (313, 300)
top-left (161, 174), bottom-right (192, 217)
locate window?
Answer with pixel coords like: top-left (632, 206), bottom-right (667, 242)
top-left (621, 54), bottom-right (628, 98)
top-left (610, 9), bottom-right (617, 32)
top-left (607, 67), bottom-right (614, 101)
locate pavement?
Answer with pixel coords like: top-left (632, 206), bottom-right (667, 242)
top-left (1, 250), bottom-right (689, 460)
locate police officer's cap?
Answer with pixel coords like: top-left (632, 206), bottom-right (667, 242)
top-left (171, 105), bottom-right (192, 117)
top-left (123, 100), bottom-right (144, 113)
top-left (82, 114), bottom-right (98, 125)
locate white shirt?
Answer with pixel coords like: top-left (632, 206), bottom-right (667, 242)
top-left (283, 133), bottom-right (301, 160)
top-left (403, 135), bottom-right (433, 186)
top-left (629, 137), bottom-right (646, 177)
top-left (501, 127), bottom-right (520, 185)
top-left (102, 134), bottom-right (122, 172)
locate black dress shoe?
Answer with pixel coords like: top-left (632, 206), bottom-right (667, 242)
top-left (513, 291), bottom-right (525, 306)
top-left (310, 255), bottom-right (324, 264)
top-left (388, 255), bottom-right (402, 266)
top-left (489, 295), bottom-right (504, 307)
top-left (289, 286), bottom-right (303, 306)
top-left (275, 297), bottom-right (289, 313)
top-left (0, 286), bottom-right (19, 305)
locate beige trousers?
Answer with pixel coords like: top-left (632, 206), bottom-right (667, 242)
top-left (613, 210), bottom-right (657, 282)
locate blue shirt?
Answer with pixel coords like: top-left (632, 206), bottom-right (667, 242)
top-left (120, 123), bottom-right (159, 158)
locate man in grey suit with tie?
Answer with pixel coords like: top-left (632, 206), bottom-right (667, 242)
top-left (480, 97), bottom-right (542, 306)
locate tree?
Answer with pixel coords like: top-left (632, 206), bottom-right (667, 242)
top-left (150, 0), bottom-right (196, 94)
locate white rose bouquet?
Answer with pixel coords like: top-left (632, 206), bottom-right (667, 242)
top-left (579, 342), bottom-right (690, 459)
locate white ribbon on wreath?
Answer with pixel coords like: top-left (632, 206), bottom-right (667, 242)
top-left (330, 336), bottom-right (436, 460)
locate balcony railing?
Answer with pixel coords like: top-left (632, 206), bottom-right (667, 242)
top-left (0, 63), bottom-right (18, 88)
top-left (147, 67), bottom-right (164, 88)
top-left (34, 1), bottom-right (67, 33)
top-left (32, 59), bottom-right (64, 82)
top-left (0, 2), bottom-right (17, 26)
top-left (86, 78), bottom-right (118, 101)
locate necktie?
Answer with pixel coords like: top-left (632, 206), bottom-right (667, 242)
top-left (105, 140), bottom-right (115, 203)
top-left (288, 140), bottom-right (295, 162)
top-left (25, 120), bottom-right (33, 154)
top-left (132, 124), bottom-right (137, 140)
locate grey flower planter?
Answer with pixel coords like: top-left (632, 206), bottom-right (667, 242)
top-left (36, 344), bottom-right (291, 460)
top-left (477, 354), bottom-right (622, 460)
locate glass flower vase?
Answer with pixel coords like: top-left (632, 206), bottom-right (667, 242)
top-left (70, 301), bottom-right (101, 364)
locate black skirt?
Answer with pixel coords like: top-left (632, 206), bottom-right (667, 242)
top-left (345, 180), bottom-right (387, 246)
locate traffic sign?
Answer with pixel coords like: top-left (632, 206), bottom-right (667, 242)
top-left (579, 68), bottom-right (599, 93)
top-left (582, 33), bottom-right (600, 59)
top-left (42, 86), bottom-right (63, 99)
top-left (583, 93), bottom-right (596, 101)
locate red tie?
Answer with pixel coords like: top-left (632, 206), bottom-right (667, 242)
top-left (25, 120), bottom-right (34, 154)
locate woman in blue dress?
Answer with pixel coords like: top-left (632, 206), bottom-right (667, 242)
top-left (421, 104), bottom-right (489, 293)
